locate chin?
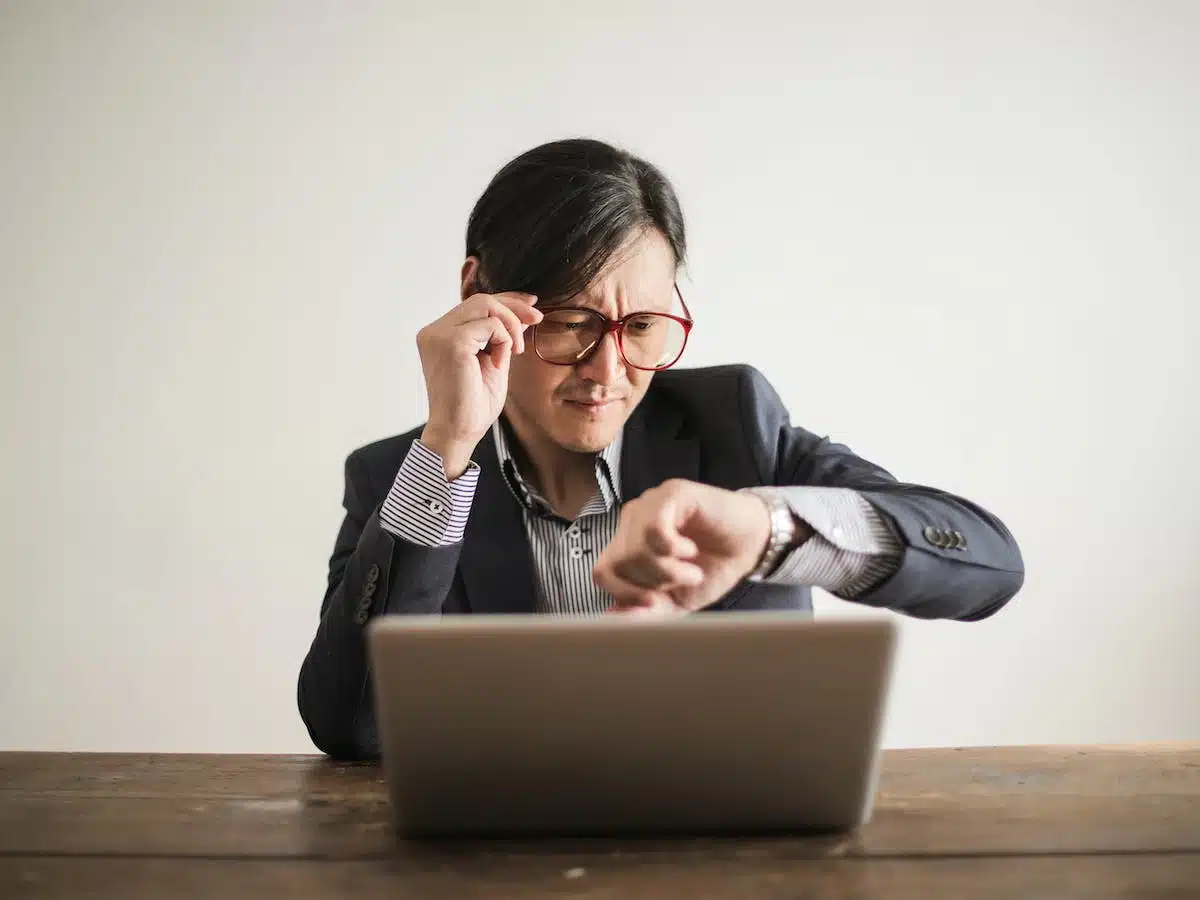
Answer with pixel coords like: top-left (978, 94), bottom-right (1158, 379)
top-left (551, 415), bottom-right (623, 454)
top-left (556, 430), bottom-right (617, 454)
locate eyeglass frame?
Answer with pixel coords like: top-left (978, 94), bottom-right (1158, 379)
top-left (530, 283), bottom-right (694, 371)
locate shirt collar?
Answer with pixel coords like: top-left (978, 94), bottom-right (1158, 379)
top-left (492, 417), bottom-right (623, 516)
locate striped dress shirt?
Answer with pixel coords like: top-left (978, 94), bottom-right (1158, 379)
top-left (380, 419), bottom-right (902, 614)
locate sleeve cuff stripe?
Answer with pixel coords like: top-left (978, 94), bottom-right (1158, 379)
top-left (378, 441), bottom-right (481, 547)
top-left (380, 501), bottom-right (470, 529)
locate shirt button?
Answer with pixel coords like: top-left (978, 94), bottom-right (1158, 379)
top-left (831, 526), bottom-right (844, 542)
top-left (426, 499), bottom-right (445, 515)
top-left (567, 525), bottom-right (581, 538)
top-left (569, 546), bottom-right (584, 560)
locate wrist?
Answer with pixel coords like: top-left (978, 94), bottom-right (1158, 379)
top-left (742, 490), bottom-right (798, 582)
top-left (735, 491), bottom-right (774, 579)
top-left (419, 426), bottom-right (475, 480)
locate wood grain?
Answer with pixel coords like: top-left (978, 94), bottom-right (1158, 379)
top-left (5, 790), bottom-right (1200, 859)
top-left (5, 745), bottom-right (1196, 801)
top-left (3, 854), bottom-right (1199, 899)
top-left (2, 746), bottom-right (1197, 860)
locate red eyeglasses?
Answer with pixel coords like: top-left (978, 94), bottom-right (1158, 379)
top-left (531, 284), bottom-right (694, 371)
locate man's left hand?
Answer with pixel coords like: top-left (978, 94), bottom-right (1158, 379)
top-left (593, 479), bottom-right (784, 614)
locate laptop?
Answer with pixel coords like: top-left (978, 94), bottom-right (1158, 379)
top-left (367, 611), bottom-right (897, 837)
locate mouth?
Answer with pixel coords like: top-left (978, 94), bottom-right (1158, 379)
top-left (562, 398), bottom-right (622, 411)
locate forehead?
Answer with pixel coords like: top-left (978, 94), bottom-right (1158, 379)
top-left (570, 230), bottom-right (677, 313)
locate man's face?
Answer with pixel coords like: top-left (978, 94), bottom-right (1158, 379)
top-left (504, 229), bottom-right (680, 455)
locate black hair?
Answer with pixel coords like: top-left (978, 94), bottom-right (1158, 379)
top-left (465, 138), bottom-right (686, 303)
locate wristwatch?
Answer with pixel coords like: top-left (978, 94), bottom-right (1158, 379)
top-left (744, 489), bottom-right (798, 582)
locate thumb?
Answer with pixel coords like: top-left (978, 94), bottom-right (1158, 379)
top-left (646, 499), bottom-right (699, 559)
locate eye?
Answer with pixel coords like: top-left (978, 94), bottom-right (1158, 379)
top-left (541, 310), bottom-right (593, 327)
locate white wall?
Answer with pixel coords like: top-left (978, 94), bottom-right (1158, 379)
top-left (2, 0), bottom-right (1197, 753)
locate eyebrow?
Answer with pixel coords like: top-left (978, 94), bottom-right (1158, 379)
top-left (545, 290), bottom-right (672, 312)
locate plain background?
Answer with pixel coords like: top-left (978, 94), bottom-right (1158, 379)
top-left (2, 1), bottom-right (1197, 753)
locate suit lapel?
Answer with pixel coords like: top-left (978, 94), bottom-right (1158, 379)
top-left (458, 428), bottom-right (539, 614)
top-left (620, 390), bottom-right (702, 502)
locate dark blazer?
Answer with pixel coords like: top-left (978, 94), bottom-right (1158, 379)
top-left (298, 364), bottom-right (1024, 759)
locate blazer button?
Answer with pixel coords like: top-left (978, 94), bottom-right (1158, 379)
top-left (366, 564), bottom-right (380, 583)
top-left (354, 609), bottom-right (369, 626)
top-left (952, 530), bottom-right (967, 550)
top-left (923, 526), bottom-right (943, 546)
top-left (364, 581), bottom-right (377, 598)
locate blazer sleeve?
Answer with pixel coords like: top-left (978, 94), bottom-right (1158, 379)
top-left (739, 366), bottom-right (1025, 620)
top-left (296, 447), bottom-right (463, 759)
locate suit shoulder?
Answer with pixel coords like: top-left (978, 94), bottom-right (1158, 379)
top-left (651, 363), bottom-right (782, 413)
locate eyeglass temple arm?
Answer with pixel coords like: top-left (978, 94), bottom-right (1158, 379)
top-left (675, 283), bottom-right (693, 323)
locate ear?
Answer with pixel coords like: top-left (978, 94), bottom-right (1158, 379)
top-left (460, 256), bottom-right (481, 302)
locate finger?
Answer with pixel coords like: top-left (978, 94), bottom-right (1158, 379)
top-left (605, 587), bottom-right (681, 614)
top-left (645, 528), bottom-right (699, 560)
top-left (614, 554), bottom-right (704, 590)
top-left (457, 316), bottom-right (511, 358)
top-left (485, 329), bottom-right (512, 374)
top-left (491, 293), bottom-right (544, 325)
top-left (462, 305), bottom-right (522, 354)
top-left (460, 291), bottom-right (540, 322)
top-left (595, 546), bottom-right (702, 591)
top-left (487, 290), bottom-right (539, 306)
top-left (657, 557), bottom-right (705, 586)
top-left (455, 296), bottom-right (541, 355)
top-left (486, 298), bottom-right (542, 354)
top-left (644, 506), bottom-right (699, 559)
top-left (471, 299), bottom-right (527, 354)
top-left (482, 299), bottom-right (542, 353)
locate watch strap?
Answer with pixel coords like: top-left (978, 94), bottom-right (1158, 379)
top-left (744, 489), bottom-right (797, 582)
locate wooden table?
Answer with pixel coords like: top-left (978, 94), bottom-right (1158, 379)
top-left (2, 746), bottom-right (1198, 898)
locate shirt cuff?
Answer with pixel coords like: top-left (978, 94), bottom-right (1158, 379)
top-left (747, 486), bottom-right (903, 598)
top-left (379, 440), bottom-right (480, 547)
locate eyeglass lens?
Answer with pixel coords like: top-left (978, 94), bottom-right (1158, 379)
top-left (535, 310), bottom-right (687, 369)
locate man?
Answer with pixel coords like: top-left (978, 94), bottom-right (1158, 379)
top-left (298, 138), bottom-right (1024, 760)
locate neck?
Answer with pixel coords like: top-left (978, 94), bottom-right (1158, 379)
top-left (503, 417), bottom-right (599, 521)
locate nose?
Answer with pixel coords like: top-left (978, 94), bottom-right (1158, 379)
top-left (575, 329), bottom-right (625, 385)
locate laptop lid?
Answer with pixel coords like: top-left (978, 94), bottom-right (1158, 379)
top-left (367, 612), bottom-right (896, 837)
